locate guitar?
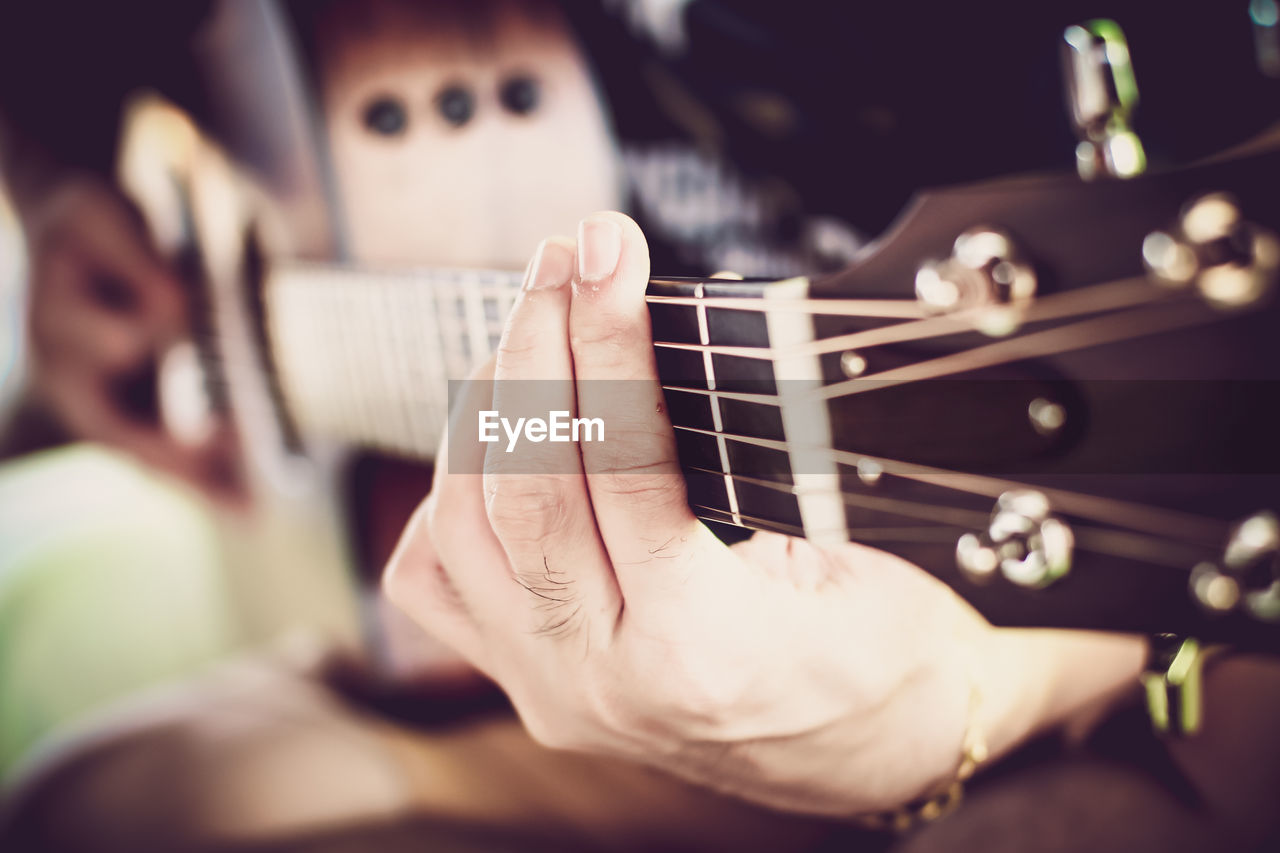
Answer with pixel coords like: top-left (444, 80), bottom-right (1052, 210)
top-left (115, 1), bottom-right (1280, 666)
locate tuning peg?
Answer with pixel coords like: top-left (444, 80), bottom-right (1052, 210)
top-left (1143, 193), bottom-right (1280, 310)
top-left (956, 490), bottom-right (1074, 588)
top-left (914, 227), bottom-right (1037, 336)
top-left (1253, 0), bottom-right (1280, 78)
top-left (1061, 20), bottom-right (1147, 180)
top-left (1189, 511), bottom-right (1280, 622)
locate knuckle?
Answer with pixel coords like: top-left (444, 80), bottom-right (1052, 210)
top-left (494, 332), bottom-right (539, 372)
top-left (591, 448), bottom-right (683, 504)
top-left (482, 476), bottom-right (570, 545)
top-left (570, 317), bottom-right (643, 359)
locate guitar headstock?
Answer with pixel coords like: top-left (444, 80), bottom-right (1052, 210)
top-left (657, 141), bottom-right (1280, 651)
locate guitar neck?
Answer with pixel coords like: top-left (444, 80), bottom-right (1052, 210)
top-left (265, 262), bottom-right (524, 460)
top-left (263, 262), bottom-right (859, 544)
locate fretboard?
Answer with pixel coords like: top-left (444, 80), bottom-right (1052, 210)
top-left (262, 262), bottom-right (853, 545)
top-left (266, 262), bottom-right (523, 459)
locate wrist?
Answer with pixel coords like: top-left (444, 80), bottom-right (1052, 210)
top-left (973, 627), bottom-right (1147, 763)
top-left (857, 627), bottom-right (1145, 830)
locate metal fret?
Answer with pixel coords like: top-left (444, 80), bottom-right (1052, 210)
top-left (463, 276), bottom-right (491, 362)
top-left (695, 283), bottom-right (742, 525)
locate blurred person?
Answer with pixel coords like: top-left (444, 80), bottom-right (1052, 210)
top-left (0, 2), bottom-right (1278, 852)
top-left (0, 3), bottom-right (851, 850)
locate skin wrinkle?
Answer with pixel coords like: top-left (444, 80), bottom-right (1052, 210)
top-left (513, 556), bottom-right (588, 642)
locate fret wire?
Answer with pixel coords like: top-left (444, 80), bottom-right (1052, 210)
top-left (386, 274), bottom-right (416, 451)
top-left (370, 278), bottom-right (400, 450)
top-left (444, 282), bottom-right (470, 380)
top-left (322, 279), bottom-right (348, 442)
top-left (417, 271), bottom-right (449, 445)
top-left (338, 281), bottom-right (370, 446)
top-left (464, 274), bottom-right (493, 364)
top-left (382, 276), bottom-right (418, 452)
top-left (693, 282), bottom-right (742, 525)
top-left (368, 278), bottom-right (396, 449)
top-left (361, 280), bottom-right (394, 450)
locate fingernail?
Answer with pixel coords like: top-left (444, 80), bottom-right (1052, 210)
top-left (525, 237), bottom-right (575, 290)
top-left (576, 217), bottom-right (622, 286)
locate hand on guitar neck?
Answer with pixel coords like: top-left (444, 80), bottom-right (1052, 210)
top-left (384, 211), bottom-right (1147, 817)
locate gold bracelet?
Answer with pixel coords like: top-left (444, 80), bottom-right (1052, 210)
top-left (853, 675), bottom-right (988, 834)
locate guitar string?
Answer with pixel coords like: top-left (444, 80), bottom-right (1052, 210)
top-left (202, 265), bottom-right (1238, 550)
top-left (657, 297), bottom-right (1219, 407)
top-left (684, 465), bottom-right (1214, 569)
top-left (816, 298), bottom-right (1214, 400)
top-left (213, 268), bottom-right (1177, 393)
top-left (671, 424), bottom-right (1229, 545)
top-left (644, 294), bottom-right (926, 317)
top-left (651, 276), bottom-right (1167, 362)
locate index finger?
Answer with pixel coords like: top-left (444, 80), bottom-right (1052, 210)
top-left (568, 213), bottom-right (713, 586)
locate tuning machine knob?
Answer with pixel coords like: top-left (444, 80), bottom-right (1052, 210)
top-left (1253, 0), bottom-right (1280, 78)
top-left (1143, 194), bottom-right (1280, 309)
top-left (915, 228), bottom-right (1036, 336)
top-left (957, 490), bottom-right (1074, 588)
top-left (1062, 19), bottom-right (1146, 180)
top-left (1189, 511), bottom-right (1280, 622)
